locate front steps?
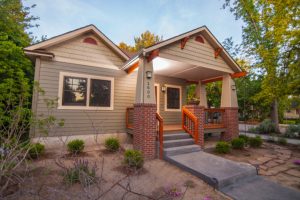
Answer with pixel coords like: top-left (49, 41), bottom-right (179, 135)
top-left (163, 132), bottom-right (201, 157)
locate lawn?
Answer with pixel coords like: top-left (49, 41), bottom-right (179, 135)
top-left (5, 144), bottom-right (228, 200)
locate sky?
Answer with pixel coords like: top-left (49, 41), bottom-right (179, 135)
top-left (23, 0), bottom-right (243, 46)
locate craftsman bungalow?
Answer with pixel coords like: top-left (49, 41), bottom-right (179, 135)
top-left (24, 25), bottom-right (245, 158)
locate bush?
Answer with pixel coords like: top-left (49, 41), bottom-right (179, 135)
top-left (67, 139), bottom-right (85, 155)
top-left (285, 124), bottom-right (300, 138)
top-left (249, 136), bottom-right (263, 148)
top-left (215, 141), bottom-right (231, 154)
top-left (255, 119), bottom-right (276, 134)
top-left (124, 149), bottom-right (144, 169)
top-left (63, 159), bottom-right (96, 186)
top-left (238, 135), bottom-right (249, 144)
top-left (28, 143), bottom-right (45, 159)
top-left (277, 138), bottom-right (287, 146)
top-left (231, 138), bottom-right (245, 149)
top-left (104, 137), bottom-right (120, 152)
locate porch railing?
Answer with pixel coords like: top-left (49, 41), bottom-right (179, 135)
top-left (204, 108), bottom-right (225, 129)
top-left (126, 107), bottom-right (134, 129)
top-left (156, 112), bottom-right (164, 159)
top-left (182, 107), bottom-right (199, 144)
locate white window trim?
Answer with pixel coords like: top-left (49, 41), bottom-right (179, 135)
top-left (58, 71), bottom-right (114, 110)
top-left (155, 83), bottom-right (160, 113)
top-left (164, 84), bottom-right (182, 112)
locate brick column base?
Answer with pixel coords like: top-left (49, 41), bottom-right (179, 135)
top-left (133, 103), bottom-right (156, 159)
top-left (221, 107), bottom-right (239, 141)
top-left (184, 105), bottom-right (205, 148)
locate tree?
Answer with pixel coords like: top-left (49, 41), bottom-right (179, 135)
top-left (223, 0), bottom-right (300, 131)
top-left (0, 0), bottom-right (37, 126)
top-left (119, 30), bottom-right (162, 53)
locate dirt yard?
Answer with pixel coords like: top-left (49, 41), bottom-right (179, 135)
top-left (5, 144), bottom-right (228, 200)
top-left (206, 142), bottom-right (300, 191)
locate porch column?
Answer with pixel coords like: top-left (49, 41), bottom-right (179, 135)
top-left (133, 57), bottom-right (157, 159)
top-left (196, 81), bottom-right (208, 108)
top-left (220, 74), bottom-right (239, 141)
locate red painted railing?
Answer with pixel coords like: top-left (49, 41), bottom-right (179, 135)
top-left (182, 107), bottom-right (199, 144)
top-left (126, 107), bottom-right (134, 129)
top-left (204, 108), bottom-right (225, 129)
top-left (156, 112), bottom-right (164, 159)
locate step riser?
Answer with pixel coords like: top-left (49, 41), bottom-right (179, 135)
top-left (164, 134), bottom-right (191, 140)
top-left (164, 147), bottom-right (201, 156)
top-left (164, 140), bottom-right (195, 148)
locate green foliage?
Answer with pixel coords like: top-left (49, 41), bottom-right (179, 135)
top-left (104, 137), bottom-right (120, 152)
top-left (119, 31), bottom-right (162, 53)
top-left (255, 119), bottom-right (276, 134)
top-left (124, 149), bottom-right (144, 169)
top-left (231, 138), bottom-right (245, 149)
top-left (215, 141), bottom-right (231, 154)
top-left (238, 135), bottom-right (249, 144)
top-left (63, 159), bottom-right (96, 186)
top-left (285, 124), bottom-right (300, 138)
top-left (249, 136), bottom-right (263, 148)
top-left (28, 142), bottom-right (45, 159)
top-left (277, 138), bottom-right (287, 146)
top-left (67, 139), bottom-right (85, 155)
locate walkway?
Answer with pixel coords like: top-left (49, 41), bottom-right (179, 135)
top-left (165, 151), bottom-right (300, 200)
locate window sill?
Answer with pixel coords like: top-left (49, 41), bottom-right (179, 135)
top-left (165, 108), bottom-right (181, 112)
top-left (57, 106), bottom-right (114, 111)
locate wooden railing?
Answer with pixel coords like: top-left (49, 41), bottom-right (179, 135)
top-left (182, 107), bottom-right (199, 144)
top-left (126, 107), bottom-right (134, 129)
top-left (156, 112), bottom-right (164, 159)
top-left (204, 108), bottom-right (225, 129)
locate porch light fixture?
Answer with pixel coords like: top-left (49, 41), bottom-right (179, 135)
top-left (161, 86), bottom-right (166, 92)
top-left (146, 71), bottom-right (152, 79)
top-left (231, 85), bottom-right (236, 91)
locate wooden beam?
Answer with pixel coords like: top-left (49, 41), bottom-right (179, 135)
top-left (147, 49), bottom-right (159, 62)
top-left (126, 61), bottom-right (139, 74)
top-left (181, 37), bottom-right (189, 49)
top-left (230, 71), bottom-right (247, 78)
top-left (201, 77), bottom-right (223, 84)
top-left (186, 80), bottom-right (199, 85)
top-left (214, 47), bottom-right (222, 58)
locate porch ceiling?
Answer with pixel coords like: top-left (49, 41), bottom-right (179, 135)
top-left (153, 57), bottom-right (227, 81)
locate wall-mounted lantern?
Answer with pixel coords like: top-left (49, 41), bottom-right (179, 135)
top-left (231, 84), bottom-right (236, 91)
top-left (161, 86), bottom-right (166, 92)
top-left (146, 71), bottom-right (152, 79)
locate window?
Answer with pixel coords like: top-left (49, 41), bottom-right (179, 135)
top-left (165, 85), bottom-right (181, 111)
top-left (58, 72), bottom-right (114, 110)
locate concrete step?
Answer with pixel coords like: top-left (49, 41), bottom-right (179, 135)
top-left (163, 138), bottom-right (195, 148)
top-left (163, 132), bottom-right (191, 140)
top-left (165, 151), bottom-right (257, 190)
top-left (163, 144), bottom-right (201, 156)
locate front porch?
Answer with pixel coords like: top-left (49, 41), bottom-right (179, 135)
top-left (122, 27), bottom-right (245, 159)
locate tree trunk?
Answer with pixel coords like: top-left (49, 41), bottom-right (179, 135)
top-left (271, 99), bottom-right (280, 133)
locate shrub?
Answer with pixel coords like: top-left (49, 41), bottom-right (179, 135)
top-left (63, 159), bottom-right (96, 186)
top-left (255, 119), bottom-right (276, 134)
top-left (277, 138), bottom-right (287, 146)
top-left (231, 138), bottom-right (245, 149)
top-left (124, 149), bottom-right (144, 169)
top-left (215, 141), bottom-right (231, 154)
top-left (104, 137), bottom-right (120, 152)
top-left (28, 143), bottom-right (45, 159)
top-left (67, 139), bottom-right (85, 155)
top-left (285, 124), bottom-right (300, 138)
top-left (238, 135), bottom-right (249, 144)
top-left (249, 136), bottom-right (263, 148)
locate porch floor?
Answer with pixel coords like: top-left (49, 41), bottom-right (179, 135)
top-left (163, 124), bottom-right (182, 132)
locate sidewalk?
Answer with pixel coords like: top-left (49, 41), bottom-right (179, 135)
top-left (240, 132), bottom-right (300, 145)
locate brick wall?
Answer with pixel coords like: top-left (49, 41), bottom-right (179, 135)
top-left (184, 105), bottom-right (205, 148)
top-left (133, 103), bottom-right (157, 159)
top-left (221, 107), bottom-right (239, 141)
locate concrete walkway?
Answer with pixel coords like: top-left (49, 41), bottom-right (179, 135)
top-left (240, 132), bottom-right (300, 145)
top-left (165, 151), bottom-right (300, 200)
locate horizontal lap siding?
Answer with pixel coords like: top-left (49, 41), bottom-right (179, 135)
top-left (36, 60), bottom-right (137, 136)
top-left (160, 34), bottom-right (234, 73)
top-left (155, 75), bottom-right (187, 125)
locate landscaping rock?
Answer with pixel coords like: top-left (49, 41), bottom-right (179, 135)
top-left (273, 159), bottom-right (286, 164)
top-left (265, 161), bottom-right (279, 168)
top-left (259, 165), bottom-right (268, 171)
top-left (257, 157), bottom-right (273, 164)
top-left (285, 169), bottom-right (300, 178)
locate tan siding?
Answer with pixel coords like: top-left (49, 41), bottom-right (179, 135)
top-left (35, 60), bottom-right (137, 136)
top-left (47, 33), bottom-right (124, 69)
top-left (155, 75), bottom-right (187, 125)
top-left (160, 34), bottom-right (234, 73)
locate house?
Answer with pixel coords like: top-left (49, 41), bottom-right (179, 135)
top-left (24, 24), bottom-right (245, 158)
